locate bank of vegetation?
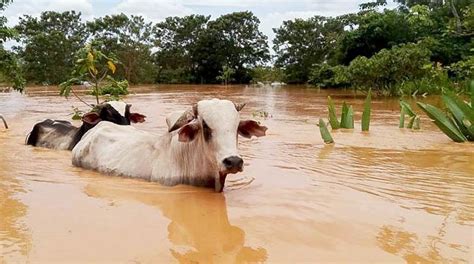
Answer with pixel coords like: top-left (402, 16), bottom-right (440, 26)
top-left (0, 0), bottom-right (473, 96)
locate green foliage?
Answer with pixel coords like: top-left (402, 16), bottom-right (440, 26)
top-left (60, 43), bottom-right (128, 105)
top-left (250, 66), bottom-right (285, 83)
top-left (0, 48), bottom-right (25, 91)
top-left (327, 96), bottom-right (340, 129)
top-left (361, 90), bottom-right (372, 131)
top-left (417, 101), bottom-right (468, 142)
top-left (87, 14), bottom-right (156, 84)
top-left (399, 100), bottom-right (421, 129)
top-left (0, 0), bottom-right (25, 91)
top-left (348, 42), bottom-right (433, 95)
top-left (15, 11), bottom-right (87, 85)
top-left (449, 56), bottom-right (474, 81)
top-left (154, 12), bottom-right (269, 84)
top-left (340, 102), bottom-right (355, 129)
top-left (309, 64), bottom-right (350, 88)
top-left (318, 119), bottom-right (334, 144)
top-left (273, 16), bottom-right (345, 83)
top-left (216, 65), bottom-right (235, 86)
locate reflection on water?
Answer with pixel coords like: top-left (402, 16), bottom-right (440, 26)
top-left (0, 132), bottom-right (31, 262)
top-left (0, 85), bottom-right (473, 262)
top-left (84, 183), bottom-right (267, 263)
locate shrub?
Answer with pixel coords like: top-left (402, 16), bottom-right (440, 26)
top-left (309, 64), bottom-right (350, 88)
top-left (348, 42), bottom-right (432, 95)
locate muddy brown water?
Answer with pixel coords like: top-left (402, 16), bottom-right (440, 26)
top-left (0, 85), bottom-right (473, 263)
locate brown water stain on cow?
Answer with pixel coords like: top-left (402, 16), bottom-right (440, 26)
top-left (0, 85), bottom-right (473, 263)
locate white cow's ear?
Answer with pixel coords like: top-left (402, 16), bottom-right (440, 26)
top-left (129, 113), bottom-right (146, 123)
top-left (82, 112), bottom-right (102, 125)
top-left (178, 121), bottom-right (201, 142)
top-left (238, 120), bottom-right (267, 138)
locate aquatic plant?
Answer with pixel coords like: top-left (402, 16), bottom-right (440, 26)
top-left (327, 96), bottom-right (354, 129)
top-left (361, 90), bottom-right (372, 131)
top-left (327, 96), bottom-right (340, 129)
top-left (399, 100), bottom-right (421, 130)
top-left (318, 118), bottom-right (334, 144)
top-left (417, 87), bottom-right (474, 142)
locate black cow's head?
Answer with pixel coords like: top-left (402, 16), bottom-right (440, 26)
top-left (81, 101), bottom-right (146, 127)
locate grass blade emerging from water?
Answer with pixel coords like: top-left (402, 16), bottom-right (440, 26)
top-left (399, 107), bottom-right (405, 128)
top-left (318, 118), bottom-right (334, 144)
top-left (340, 102), bottom-right (348, 128)
top-left (417, 102), bottom-right (467, 142)
top-left (327, 96), bottom-right (340, 129)
top-left (361, 91), bottom-right (371, 131)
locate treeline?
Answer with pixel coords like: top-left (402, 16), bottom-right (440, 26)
top-left (1, 0), bottom-right (473, 95)
top-left (274, 0), bottom-right (473, 95)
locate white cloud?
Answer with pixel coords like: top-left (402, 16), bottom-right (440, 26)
top-left (113, 0), bottom-right (194, 22)
top-left (4, 0), bottom-right (93, 26)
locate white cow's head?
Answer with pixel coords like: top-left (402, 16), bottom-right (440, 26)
top-left (167, 99), bottom-right (267, 191)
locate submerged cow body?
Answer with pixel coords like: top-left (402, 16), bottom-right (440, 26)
top-left (72, 99), bottom-right (267, 192)
top-left (26, 101), bottom-right (145, 150)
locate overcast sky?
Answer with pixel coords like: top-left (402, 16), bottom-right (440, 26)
top-left (3, 0), bottom-right (398, 48)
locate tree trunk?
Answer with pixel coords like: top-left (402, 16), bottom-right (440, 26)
top-left (449, 0), bottom-right (462, 33)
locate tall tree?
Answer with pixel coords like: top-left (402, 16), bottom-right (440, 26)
top-left (273, 16), bottom-right (345, 83)
top-left (0, 0), bottom-right (25, 90)
top-left (153, 15), bottom-right (210, 83)
top-left (205, 11), bottom-right (270, 83)
top-left (15, 11), bottom-right (86, 85)
top-left (87, 14), bottom-right (155, 84)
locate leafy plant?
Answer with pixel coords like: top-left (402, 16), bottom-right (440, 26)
top-left (417, 89), bottom-right (474, 142)
top-left (326, 97), bottom-right (355, 129)
top-left (59, 42), bottom-right (128, 105)
top-left (399, 100), bottom-right (421, 130)
top-left (217, 65), bottom-right (235, 86)
top-left (327, 96), bottom-right (340, 129)
top-left (340, 102), bottom-right (354, 129)
top-left (361, 90), bottom-right (372, 131)
top-left (318, 118), bottom-right (334, 144)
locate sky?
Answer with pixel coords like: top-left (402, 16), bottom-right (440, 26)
top-left (3, 0), bottom-right (398, 49)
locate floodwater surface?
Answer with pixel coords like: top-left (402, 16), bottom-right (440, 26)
top-left (0, 85), bottom-right (473, 263)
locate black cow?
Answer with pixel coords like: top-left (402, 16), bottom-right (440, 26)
top-left (26, 101), bottom-right (145, 150)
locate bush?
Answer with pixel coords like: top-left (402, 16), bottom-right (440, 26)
top-left (348, 42), bottom-right (432, 95)
top-left (309, 64), bottom-right (350, 88)
top-left (449, 55), bottom-right (474, 81)
top-left (250, 66), bottom-right (285, 83)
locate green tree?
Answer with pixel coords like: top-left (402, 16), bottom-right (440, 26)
top-left (15, 11), bottom-right (87, 85)
top-left (0, 0), bottom-right (25, 91)
top-left (87, 14), bottom-right (155, 84)
top-left (153, 15), bottom-right (210, 83)
top-left (273, 16), bottom-right (345, 83)
top-left (205, 11), bottom-right (270, 83)
top-left (337, 9), bottom-right (414, 65)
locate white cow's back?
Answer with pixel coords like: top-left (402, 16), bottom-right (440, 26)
top-left (72, 121), bottom-right (156, 179)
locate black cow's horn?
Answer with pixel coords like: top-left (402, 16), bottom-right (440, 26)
top-left (234, 103), bottom-right (246, 111)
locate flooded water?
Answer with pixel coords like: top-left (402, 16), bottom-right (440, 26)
top-left (0, 85), bottom-right (473, 263)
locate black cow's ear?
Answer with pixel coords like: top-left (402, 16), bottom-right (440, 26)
top-left (129, 113), bottom-right (146, 123)
top-left (178, 121), bottom-right (200, 142)
top-left (238, 120), bottom-right (267, 138)
top-left (82, 112), bottom-right (102, 125)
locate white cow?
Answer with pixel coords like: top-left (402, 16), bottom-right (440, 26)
top-left (72, 99), bottom-right (267, 192)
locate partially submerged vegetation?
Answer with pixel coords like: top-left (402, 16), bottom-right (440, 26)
top-left (417, 84), bottom-right (474, 142)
